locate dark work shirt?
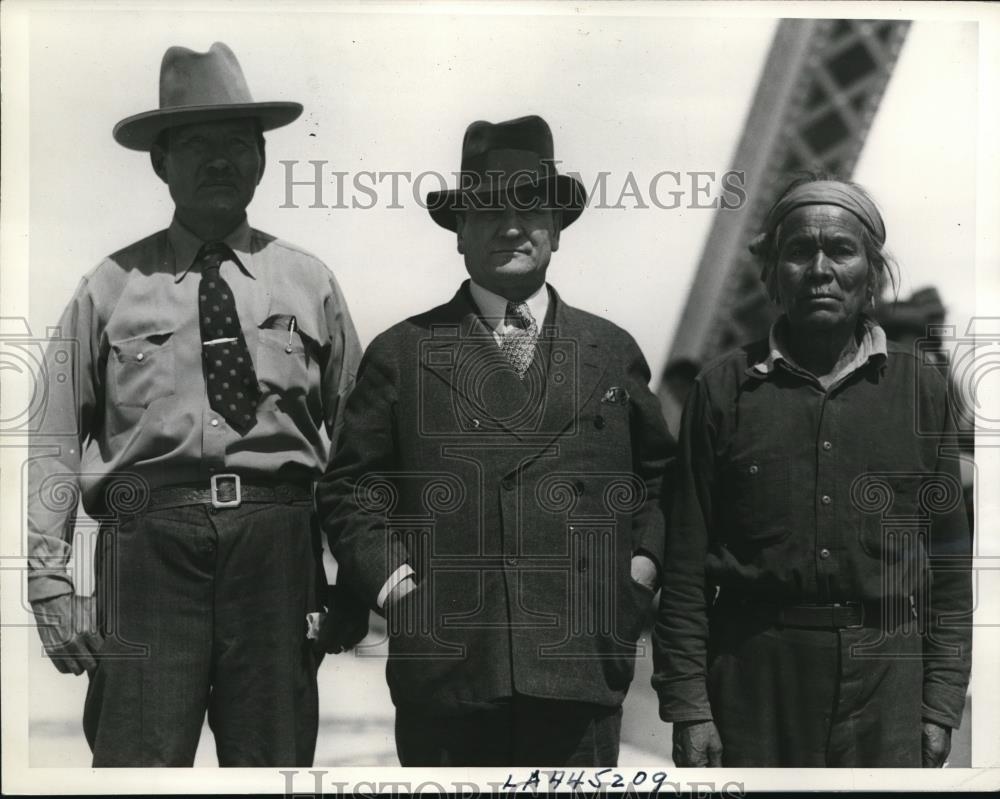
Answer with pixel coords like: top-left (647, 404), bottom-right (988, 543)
top-left (652, 317), bottom-right (972, 729)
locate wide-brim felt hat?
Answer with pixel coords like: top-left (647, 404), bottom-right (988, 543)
top-left (426, 115), bottom-right (587, 232)
top-left (113, 42), bottom-right (303, 151)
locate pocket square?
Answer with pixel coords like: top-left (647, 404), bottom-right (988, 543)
top-left (601, 386), bottom-right (630, 405)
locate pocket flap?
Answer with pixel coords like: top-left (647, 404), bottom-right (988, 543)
top-left (111, 330), bottom-right (175, 363)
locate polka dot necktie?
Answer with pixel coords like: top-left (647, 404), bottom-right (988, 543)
top-left (499, 300), bottom-right (538, 379)
top-left (197, 242), bottom-right (260, 434)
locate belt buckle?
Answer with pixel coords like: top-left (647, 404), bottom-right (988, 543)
top-left (210, 473), bottom-right (241, 509)
top-left (835, 601), bottom-right (864, 629)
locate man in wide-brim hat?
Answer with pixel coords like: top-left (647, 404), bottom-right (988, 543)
top-left (317, 115), bottom-right (675, 766)
top-left (27, 41), bottom-right (368, 766)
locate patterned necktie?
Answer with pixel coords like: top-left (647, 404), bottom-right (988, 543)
top-left (499, 300), bottom-right (539, 379)
top-left (197, 242), bottom-right (260, 434)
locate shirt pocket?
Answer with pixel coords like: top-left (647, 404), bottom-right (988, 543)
top-left (255, 318), bottom-right (314, 397)
top-left (719, 455), bottom-right (792, 547)
top-left (109, 330), bottom-right (176, 408)
top-left (855, 469), bottom-right (926, 563)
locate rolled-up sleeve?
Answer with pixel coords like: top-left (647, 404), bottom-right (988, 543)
top-left (26, 278), bottom-right (101, 603)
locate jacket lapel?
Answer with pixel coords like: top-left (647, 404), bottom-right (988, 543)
top-left (419, 283), bottom-right (530, 441)
top-left (529, 289), bottom-right (608, 459)
top-left (417, 283), bottom-right (609, 476)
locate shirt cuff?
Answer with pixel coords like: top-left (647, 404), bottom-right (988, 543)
top-left (27, 572), bottom-right (75, 605)
top-left (377, 564), bottom-right (415, 609)
top-left (923, 683), bottom-right (969, 730)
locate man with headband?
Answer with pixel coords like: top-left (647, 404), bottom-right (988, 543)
top-left (651, 175), bottom-right (972, 767)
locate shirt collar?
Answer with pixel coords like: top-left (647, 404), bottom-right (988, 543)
top-left (169, 216), bottom-right (255, 282)
top-left (749, 314), bottom-right (888, 380)
top-left (468, 280), bottom-right (549, 334)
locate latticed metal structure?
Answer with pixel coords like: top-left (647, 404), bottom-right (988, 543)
top-left (665, 18), bottom-right (911, 374)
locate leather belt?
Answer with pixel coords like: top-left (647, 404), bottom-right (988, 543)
top-left (715, 597), bottom-right (911, 630)
top-left (147, 474), bottom-right (312, 510)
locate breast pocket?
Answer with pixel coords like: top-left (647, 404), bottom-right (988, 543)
top-left (856, 469), bottom-right (927, 563)
top-left (719, 456), bottom-right (792, 546)
top-left (255, 325), bottom-right (313, 397)
top-left (109, 331), bottom-right (176, 408)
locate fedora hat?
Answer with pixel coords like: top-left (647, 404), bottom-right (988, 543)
top-left (113, 42), bottom-right (303, 151)
top-left (426, 115), bottom-right (587, 231)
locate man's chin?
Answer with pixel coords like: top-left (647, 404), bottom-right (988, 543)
top-left (791, 310), bottom-right (855, 333)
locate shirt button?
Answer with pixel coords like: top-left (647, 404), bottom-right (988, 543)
top-left (748, 464), bottom-right (759, 475)
top-left (819, 548), bottom-right (831, 559)
top-left (821, 494), bottom-right (832, 505)
top-left (210, 419), bottom-right (220, 427)
top-left (136, 352), bottom-right (144, 362)
top-left (822, 441), bottom-right (832, 451)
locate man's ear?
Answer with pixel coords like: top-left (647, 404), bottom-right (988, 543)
top-left (150, 144), bottom-right (169, 184)
top-left (550, 210), bottom-right (563, 252)
top-left (455, 214), bottom-right (465, 254)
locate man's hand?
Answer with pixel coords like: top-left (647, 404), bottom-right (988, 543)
top-left (315, 584), bottom-right (371, 655)
top-left (922, 721), bottom-right (952, 767)
top-left (672, 719), bottom-right (723, 767)
top-left (630, 553), bottom-right (659, 592)
top-left (31, 593), bottom-right (103, 676)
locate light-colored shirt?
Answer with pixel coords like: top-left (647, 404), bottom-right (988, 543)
top-left (27, 217), bottom-right (362, 602)
top-left (752, 314), bottom-right (888, 388)
top-left (468, 280), bottom-right (549, 343)
top-left (376, 280), bottom-right (549, 609)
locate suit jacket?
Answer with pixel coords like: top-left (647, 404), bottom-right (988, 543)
top-left (317, 281), bottom-right (673, 715)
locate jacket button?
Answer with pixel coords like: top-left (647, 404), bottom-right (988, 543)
top-left (502, 477), bottom-right (515, 491)
top-left (819, 548), bottom-right (831, 560)
top-left (136, 352), bottom-right (145, 362)
top-left (594, 415), bottom-right (605, 430)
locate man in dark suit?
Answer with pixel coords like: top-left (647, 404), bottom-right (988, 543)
top-left (316, 115), bottom-right (673, 766)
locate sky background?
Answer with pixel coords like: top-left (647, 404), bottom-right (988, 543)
top-left (22, 4), bottom-right (978, 379)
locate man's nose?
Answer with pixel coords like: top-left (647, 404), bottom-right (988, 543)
top-left (498, 206), bottom-right (522, 237)
top-left (203, 146), bottom-right (235, 172)
top-left (204, 155), bottom-right (233, 172)
top-left (805, 250), bottom-right (834, 279)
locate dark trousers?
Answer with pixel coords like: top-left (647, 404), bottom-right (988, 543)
top-left (83, 501), bottom-right (322, 766)
top-left (395, 694), bottom-right (622, 767)
top-left (707, 612), bottom-right (923, 767)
